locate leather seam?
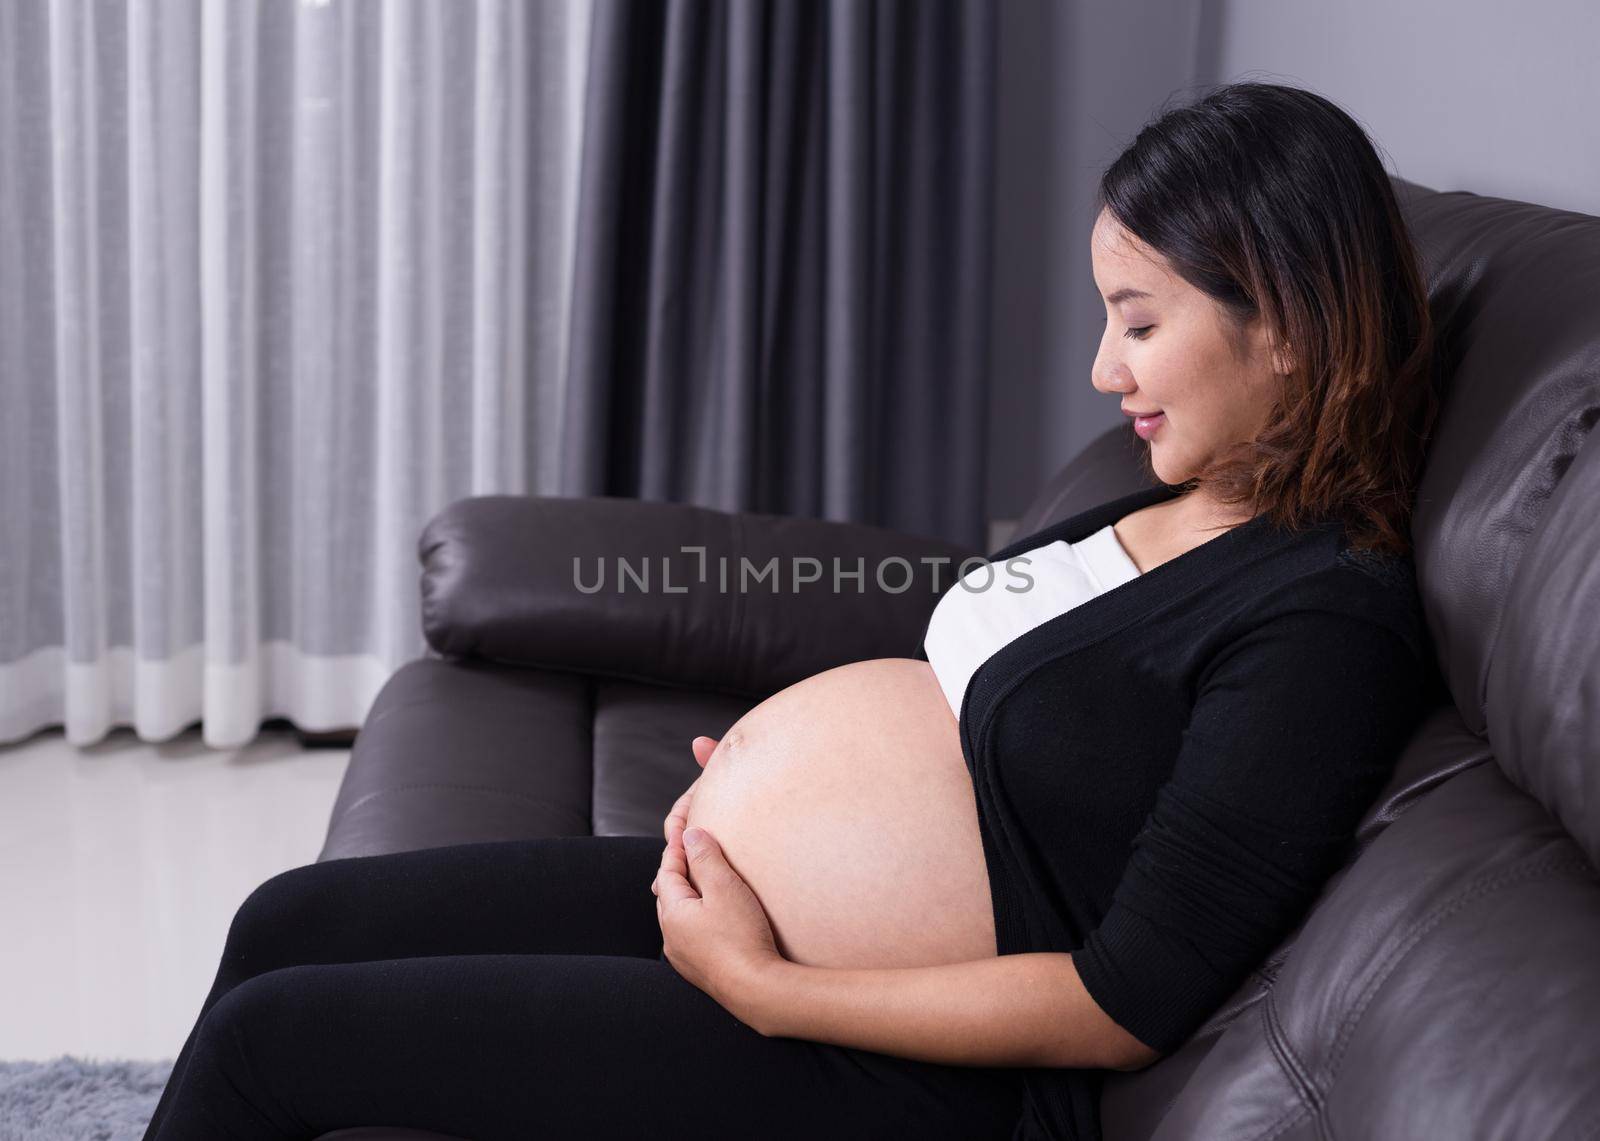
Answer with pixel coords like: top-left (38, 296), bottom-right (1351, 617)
top-left (462, 654), bottom-right (765, 701)
top-left (1321, 851), bottom-right (1588, 1085)
top-left (360, 692), bottom-right (565, 734)
top-left (1262, 986), bottom-right (1321, 1118)
top-left (338, 782), bottom-right (559, 819)
top-left (1234, 851), bottom-right (1588, 1141)
top-left (1192, 965), bottom-right (1275, 1040)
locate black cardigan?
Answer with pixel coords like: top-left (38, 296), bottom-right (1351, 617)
top-left (912, 482), bottom-right (1433, 1141)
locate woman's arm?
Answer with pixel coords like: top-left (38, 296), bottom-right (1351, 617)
top-left (728, 952), bottom-right (1159, 1071)
top-left (1073, 604), bottom-right (1427, 1056)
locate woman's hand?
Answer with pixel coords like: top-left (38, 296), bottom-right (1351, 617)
top-left (662, 735), bottom-right (717, 849)
top-left (653, 823), bottom-right (783, 1014)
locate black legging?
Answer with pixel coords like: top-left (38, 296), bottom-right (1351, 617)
top-left (141, 835), bottom-right (1026, 1140)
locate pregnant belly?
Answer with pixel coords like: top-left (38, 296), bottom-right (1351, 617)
top-left (682, 657), bottom-right (998, 970)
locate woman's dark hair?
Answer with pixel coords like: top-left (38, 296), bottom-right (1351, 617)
top-left (1096, 80), bottom-right (1438, 556)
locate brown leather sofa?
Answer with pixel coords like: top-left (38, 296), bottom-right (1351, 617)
top-left (315, 176), bottom-right (1600, 1140)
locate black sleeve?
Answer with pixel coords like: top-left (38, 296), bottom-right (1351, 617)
top-left (1071, 606), bottom-right (1426, 1055)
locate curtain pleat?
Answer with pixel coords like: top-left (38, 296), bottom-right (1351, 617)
top-left (561, 0), bottom-right (996, 543)
top-left (0, 0), bottom-right (592, 748)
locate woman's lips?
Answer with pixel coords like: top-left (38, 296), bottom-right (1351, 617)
top-left (1132, 411), bottom-right (1166, 440)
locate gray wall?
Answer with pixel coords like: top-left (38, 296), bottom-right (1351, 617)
top-left (1207, 0), bottom-right (1600, 219)
top-left (985, 0), bottom-right (1600, 535)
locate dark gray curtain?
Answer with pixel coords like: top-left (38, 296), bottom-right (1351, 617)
top-left (560, 0), bottom-right (996, 549)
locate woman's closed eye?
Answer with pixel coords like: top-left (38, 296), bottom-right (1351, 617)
top-left (1100, 315), bottom-right (1154, 341)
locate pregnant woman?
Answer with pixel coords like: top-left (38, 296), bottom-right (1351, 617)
top-left (143, 82), bottom-right (1438, 1141)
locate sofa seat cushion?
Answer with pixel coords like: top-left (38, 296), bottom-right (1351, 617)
top-left (590, 679), bottom-right (756, 838)
top-left (319, 659), bottom-right (594, 860)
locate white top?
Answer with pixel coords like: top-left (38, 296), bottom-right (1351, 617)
top-left (922, 523), bottom-right (1143, 719)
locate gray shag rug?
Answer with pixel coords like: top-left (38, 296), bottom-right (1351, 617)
top-left (0, 1055), bottom-right (174, 1141)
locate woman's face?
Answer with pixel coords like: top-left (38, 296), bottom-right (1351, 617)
top-left (1089, 207), bottom-right (1289, 487)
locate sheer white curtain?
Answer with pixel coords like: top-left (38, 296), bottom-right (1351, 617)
top-left (0, 0), bottom-right (592, 748)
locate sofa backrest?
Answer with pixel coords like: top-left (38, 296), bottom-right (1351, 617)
top-left (1398, 178), bottom-right (1600, 868)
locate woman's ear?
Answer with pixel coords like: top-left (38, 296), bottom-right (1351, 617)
top-left (1265, 327), bottom-right (1296, 376)
top-left (1238, 312), bottom-right (1295, 377)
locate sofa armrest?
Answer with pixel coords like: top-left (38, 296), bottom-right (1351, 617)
top-left (418, 495), bottom-right (982, 698)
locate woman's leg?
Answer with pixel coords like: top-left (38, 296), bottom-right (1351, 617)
top-left (146, 950), bottom-right (1024, 1141)
top-left (143, 835), bottom-right (668, 1139)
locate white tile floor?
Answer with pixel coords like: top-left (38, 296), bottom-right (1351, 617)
top-left (0, 724), bottom-right (349, 1063)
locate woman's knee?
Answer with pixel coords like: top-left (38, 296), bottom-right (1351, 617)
top-left (203, 968), bottom-right (302, 1041)
top-left (181, 972), bottom-right (308, 1133)
top-left (221, 863), bottom-right (334, 977)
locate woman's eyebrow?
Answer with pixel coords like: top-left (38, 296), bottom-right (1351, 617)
top-left (1103, 287), bottom-right (1155, 304)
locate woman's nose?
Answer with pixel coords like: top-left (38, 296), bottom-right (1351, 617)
top-left (1092, 358), bottom-right (1133, 396)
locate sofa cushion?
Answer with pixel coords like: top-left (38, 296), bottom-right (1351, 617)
top-left (590, 679), bottom-right (755, 838)
top-left (320, 658), bottom-right (594, 860)
top-left (1487, 425), bottom-right (1600, 867)
top-left (1405, 186), bottom-right (1600, 739)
